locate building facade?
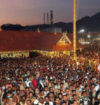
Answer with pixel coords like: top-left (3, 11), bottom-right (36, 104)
top-left (0, 30), bottom-right (83, 58)
top-left (77, 32), bottom-right (100, 45)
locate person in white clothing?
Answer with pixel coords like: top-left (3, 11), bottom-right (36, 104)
top-left (25, 78), bottom-right (31, 87)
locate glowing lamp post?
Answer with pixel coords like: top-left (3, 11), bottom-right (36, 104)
top-left (79, 29), bottom-right (85, 33)
top-left (87, 35), bottom-right (91, 43)
top-left (73, 0), bottom-right (77, 60)
top-left (87, 35), bottom-right (91, 38)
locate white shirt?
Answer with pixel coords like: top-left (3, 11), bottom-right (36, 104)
top-left (25, 80), bottom-right (31, 87)
top-left (34, 99), bottom-right (39, 104)
top-left (44, 91), bottom-right (49, 96)
top-left (38, 102), bottom-right (45, 105)
top-left (97, 64), bottom-right (100, 72)
top-left (95, 85), bottom-right (99, 91)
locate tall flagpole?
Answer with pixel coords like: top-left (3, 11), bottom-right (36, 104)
top-left (73, 0), bottom-right (77, 60)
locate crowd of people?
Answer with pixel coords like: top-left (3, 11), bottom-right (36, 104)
top-left (0, 44), bottom-right (100, 105)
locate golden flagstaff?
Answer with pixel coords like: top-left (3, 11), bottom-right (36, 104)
top-left (73, 0), bottom-right (77, 60)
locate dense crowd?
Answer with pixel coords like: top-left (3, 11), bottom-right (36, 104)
top-left (0, 44), bottom-right (100, 105)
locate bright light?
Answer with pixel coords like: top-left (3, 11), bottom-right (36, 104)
top-left (79, 29), bottom-right (85, 33)
top-left (87, 35), bottom-right (91, 38)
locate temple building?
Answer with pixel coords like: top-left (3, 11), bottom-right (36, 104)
top-left (0, 30), bottom-right (83, 58)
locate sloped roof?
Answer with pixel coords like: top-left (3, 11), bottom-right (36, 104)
top-left (52, 43), bottom-right (83, 51)
top-left (0, 31), bottom-right (83, 52)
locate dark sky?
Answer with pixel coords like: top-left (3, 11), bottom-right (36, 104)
top-left (0, 0), bottom-right (100, 25)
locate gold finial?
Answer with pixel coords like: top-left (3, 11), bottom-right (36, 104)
top-left (0, 26), bottom-right (2, 31)
top-left (63, 32), bottom-right (66, 36)
top-left (54, 29), bottom-right (57, 35)
top-left (37, 27), bottom-right (40, 33)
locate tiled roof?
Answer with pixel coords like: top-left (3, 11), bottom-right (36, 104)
top-left (0, 31), bottom-right (83, 52)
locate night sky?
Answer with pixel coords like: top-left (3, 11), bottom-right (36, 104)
top-left (0, 0), bottom-right (100, 25)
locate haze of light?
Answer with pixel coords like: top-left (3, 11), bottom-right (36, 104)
top-left (0, 0), bottom-right (100, 26)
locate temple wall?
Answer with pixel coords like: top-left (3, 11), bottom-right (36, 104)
top-left (0, 51), bottom-right (29, 58)
top-left (0, 50), bottom-right (72, 59)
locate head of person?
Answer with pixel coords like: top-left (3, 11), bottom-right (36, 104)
top-left (25, 87), bottom-right (29, 92)
top-left (58, 93), bottom-right (63, 100)
top-left (21, 95), bottom-right (26, 103)
top-left (65, 88), bottom-right (69, 94)
top-left (73, 100), bottom-right (77, 105)
top-left (57, 89), bottom-right (61, 94)
top-left (60, 102), bottom-right (66, 105)
top-left (55, 97), bottom-right (60, 104)
top-left (35, 88), bottom-right (40, 95)
top-left (21, 90), bottom-right (26, 96)
top-left (40, 90), bottom-right (44, 96)
top-left (63, 95), bottom-right (67, 102)
top-left (73, 94), bottom-right (77, 100)
top-left (16, 103), bottom-right (21, 105)
top-left (44, 86), bottom-right (48, 92)
top-left (8, 97), bottom-right (14, 104)
top-left (49, 87), bottom-right (54, 92)
top-left (29, 92), bottom-right (33, 98)
top-left (7, 92), bottom-right (13, 98)
top-left (39, 97), bottom-right (44, 104)
top-left (83, 91), bottom-right (87, 97)
top-left (72, 90), bottom-right (76, 95)
top-left (60, 83), bottom-right (64, 88)
top-left (16, 89), bottom-right (20, 95)
top-left (26, 100), bottom-right (32, 105)
top-left (7, 87), bottom-right (12, 92)
top-left (45, 96), bottom-right (49, 103)
top-left (7, 80), bottom-right (11, 84)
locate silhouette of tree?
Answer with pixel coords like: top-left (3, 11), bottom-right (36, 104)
top-left (1, 24), bottom-right (22, 31)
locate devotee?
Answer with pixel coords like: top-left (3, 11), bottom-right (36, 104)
top-left (0, 44), bottom-right (100, 105)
